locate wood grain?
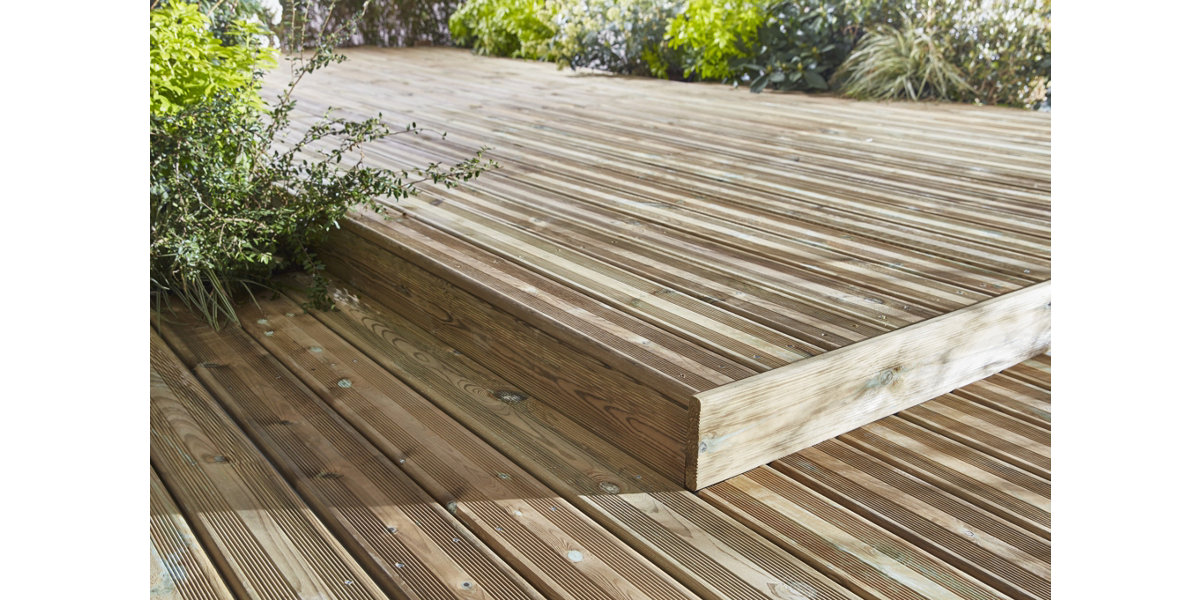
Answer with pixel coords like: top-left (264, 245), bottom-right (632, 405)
top-left (150, 467), bottom-right (235, 600)
top-left (690, 282), bottom-right (1050, 489)
top-left (220, 293), bottom-right (702, 600)
top-left (157, 311), bottom-right (546, 600)
top-left (323, 223), bottom-right (694, 481)
top-left (150, 331), bottom-right (388, 600)
top-left (289, 276), bottom-right (861, 600)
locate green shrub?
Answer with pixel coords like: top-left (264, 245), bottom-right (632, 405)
top-left (149, 2), bottom-right (277, 115)
top-left (834, 19), bottom-right (972, 101)
top-left (930, 0), bottom-right (1050, 107)
top-left (550, 0), bottom-right (683, 77)
top-left (151, 1), bottom-right (494, 326)
top-left (449, 0), bottom-right (558, 58)
top-left (666, 0), bottom-right (763, 80)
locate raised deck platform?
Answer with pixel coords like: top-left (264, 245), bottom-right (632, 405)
top-left (261, 47), bottom-right (1050, 488)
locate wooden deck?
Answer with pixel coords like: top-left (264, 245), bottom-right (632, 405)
top-left (151, 283), bottom-right (1049, 600)
top-left (151, 47), bottom-right (1051, 599)
top-left (260, 47), bottom-right (1050, 488)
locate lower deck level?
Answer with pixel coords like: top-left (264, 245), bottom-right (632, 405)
top-left (151, 275), bottom-right (1049, 600)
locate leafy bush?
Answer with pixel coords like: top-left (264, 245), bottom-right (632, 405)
top-left (550, 0), bottom-right (683, 77)
top-left (445, 0), bottom-right (1049, 107)
top-left (151, 1), bottom-right (493, 326)
top-left (149, 2), bottom-right (277, 115)
top-left (834, 19), bottom-right (972, 101)
top-left (732, 1), bottom-right (850, 92)
top-left (666, 0), bottom-right (763, 80)
top-left (930, 0), bottom-right (1050, 107)
top-left (449, 0), bottom-right (557, 58)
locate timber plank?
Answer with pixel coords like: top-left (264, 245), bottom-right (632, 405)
top-left (322, 220), bottom-right (696, 480)
top-left (157, 313), bottom-right (546, 600)
top-left (226, 293), bottom-right (701, 600)
top-left (701, 466), bottom-right (1019, 600)
top-left (286, 276), bottom-right (862, 600)
top-left (150, 466), bottom-right (235, 600)
top-left (689, 281), bottom-right (1050, 489)
top-left (776, 442), bottom-right (1049, 600)
top-left (149, 332), bottom-right (388, 600)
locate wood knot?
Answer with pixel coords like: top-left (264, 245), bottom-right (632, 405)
top-left (493, 389), bottom-right (528, 404)
top-left (598, 481), bottom-right (620, 494)
top-left (315, 470), bottom-right (341, 479)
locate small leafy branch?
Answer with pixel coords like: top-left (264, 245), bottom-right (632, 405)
top-left (151, 0), bottom-right (495, 327)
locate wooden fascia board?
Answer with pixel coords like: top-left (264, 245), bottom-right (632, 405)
top-left (687, 281), bottom-right (1051, 490)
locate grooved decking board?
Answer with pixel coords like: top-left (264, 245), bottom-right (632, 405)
top-left (690, 282), bottom-right (1050, 488)
top-left (323, 221), bottom-right (693, 481)
top-left (775, 441), bottom-right (1049, 600)
top-left (263, 46), bottom-right (1049, 488)
top-left (149, 332), bottom-right (388, 600)
top-left (157, 313), bottom-right (546, 600)
top-left (284, 275), bottom-right (861, 600)
top-left (701, 357), bottom-right (1050, 600)
top-left (150, 467), bottom-right (235, 600)
top-left (194, 293), bottom-right (702, 600)
top-left (701, 467), bottom-right (1015, 600)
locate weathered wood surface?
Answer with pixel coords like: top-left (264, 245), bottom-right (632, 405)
top-left (150, 269), bottom-right (1050, 600)
top-left (160, 301), bottom-right (699, 600)
top-left (690, 281), bottom-right (1050, 489)
top-left (149, 332), bottom-right (388, 600)
top-left (703, 360), bottom-right (1051, 600)
top-left (322, 220), bottom-right (694, 481)
top-left (287, 275), bottom-right (862, 600)
top-left (262, 47), bottom-right (1049, 486)
top-left (158, 313), bottom-right (547, 600)
top-left (150, 467), bottom-right (235, 600)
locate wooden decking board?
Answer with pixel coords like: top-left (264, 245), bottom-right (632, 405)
top-left (776, 445), bottom-right (1049, 600)
top-left (150, 332), bottom-right (388, 600)
top-left (307, 55), bottom-right (1050, 222)
top-left (690, 282), bottom-right (1050, 488)
top-left (839, 422), bottom-right (1051, 537)
top-left (895, 404), bottom-right (1050, 480)
top-left (344, 210), bottom-right (749, 394)
top-left (300, 101), bottom-right (1048, 292)
top-left (702, 356), bottom-right (1051, 600)
top-left (328, 50), bottom-right (1050, 164)
top-left (702, 467), bottom-right (1015, 600)
top-left (321, 225), bottom-right (694, 479)
top-left (268, 46), bottom-right (1050, 487)
top-left (285, 278), bottom-right (864, 600)
top-left (412, 106), bottom-right (1051, 259)
top-left (382, 106), bottom-right (1049, 262)
top-left (289, 81), bottom-right (1050, 288)
top-left (158, 314), bottom-right (547, 600)
top-left (151, 467), bottom-right (236, 600)
top-left (226, 293), bottom-right (702, 600)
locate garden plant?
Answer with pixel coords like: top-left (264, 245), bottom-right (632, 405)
top-left (448, 0), bottom-right (1051, 108)
top-left (150, 0), bottom-right (493, 327)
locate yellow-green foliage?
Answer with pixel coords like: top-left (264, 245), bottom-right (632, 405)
top-left (149, 2), bottom-right (276, 116)
top-left (667, 0), bottom-right (763, 80)
top-left (449, 0), bottom-right (559, 59)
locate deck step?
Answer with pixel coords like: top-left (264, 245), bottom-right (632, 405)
top-left (150, 332), bottom-right (388, 600)
top-left (288, 273), bottom-right (1054, 600)
top-left (150, 467), bottom-right (235, 600)
top-left (284, 47), bottom-right (1050, 490)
